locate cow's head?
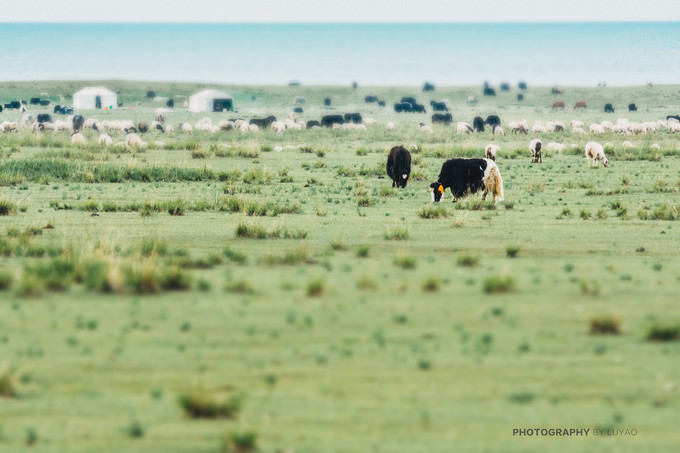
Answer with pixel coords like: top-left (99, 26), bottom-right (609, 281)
top-left (396, 173), bottom-right (409, 188)
top-left (430, 182), bottom-right (444, 202)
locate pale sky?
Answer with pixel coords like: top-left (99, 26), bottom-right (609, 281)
top-left (1, 0), bottom-right (679, 22)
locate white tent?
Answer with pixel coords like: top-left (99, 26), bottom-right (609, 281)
top-left (189, 89), bottom-right (233, 113)
top-left (73, 87), bottom-right (117, 110)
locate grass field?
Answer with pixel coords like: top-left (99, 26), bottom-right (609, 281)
top-left (1, 80), bottom-right (680, 452)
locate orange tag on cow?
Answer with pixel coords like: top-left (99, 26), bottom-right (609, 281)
top-left (438, 185), bottom-right (444, 193)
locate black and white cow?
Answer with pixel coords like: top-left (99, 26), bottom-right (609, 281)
top-left (430, 158), bottom-right (504, 203)
top-left (386, 145), bottom-right (412, 188)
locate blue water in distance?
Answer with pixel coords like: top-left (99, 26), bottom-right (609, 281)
top-left (0, 22), bottom-right (678, 86)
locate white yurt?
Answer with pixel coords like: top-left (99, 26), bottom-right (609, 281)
top-left (189, 89), bottom-right (233, 112)
top-left (72, 87), bottom-right (117, 110)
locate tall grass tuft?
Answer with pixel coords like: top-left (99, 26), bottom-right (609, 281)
top-left (179, 392), bottom-right (243, 419)
top-left (0, 199), bottom-right (18, 216)
top-left (590, 316), bottom-right (621, 335)
top-left (483, 276), bottom-right (515, 294)
top-left (221, 430), bottom-right (258, 453)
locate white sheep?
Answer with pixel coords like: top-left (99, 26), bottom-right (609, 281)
top-left (485, 144), bottom-right (499, 161)
top-left (546, 142), bottom-right (567, 152)
top-left (493, 125), bottom-right (505, 136)
top-left (362, 118), bottom-right (376, 126)
top-left (589, 124), bottom-right (605, 134)
top-left (466, 96), bottom-right (477, 105)
top-left (54, 120), bottom-right (72, 132)
top-left (509, 119), bottom-right (528, 134)
top-left (180, 123), bottom-right (193, 134)
top-left (600, 121), bottom-right (613, 131)
top-left (71, 133), bottom-right (86, 144)
top-left (385, 122), bottom-right (394, 131)
top-left (249, 123), bottom-right (259, 132)
top-left (165, 124), bottom-right (174, 133)
top-left (570, 120), bottom-right (584, 128)
top-left (622, 141), bottom-right (634, 148)
top-left (332, 123), bottom-right (345, 130)
top-left (84, 118), bottom-right (102, 131)
top-left (572, 127), bottom-right (586, 135)
top-left (668, 122), bottom-right (680, 133)
top-left (125, 133), bottom-right (145, 148)
top-left (419, 123), bottom-right (433, 134)
top-left (287, 112), bottom-right (298, 122)
top-left (529, 138), bottom-right (542, 163)
top-left (456, 122), bottom-right (473, 134)
top-left (650, 143), bottom-right (660, 150)
top-left (612, 124), bottom-right (630, 134)
top-left (585, 141), bottom-right (608, 167)
top-left (98, 133), bottom-right (112, 146)
top-left (271, 121), bottom-right (286, 134)
top-left (629, 123), bottom-right (645, 134)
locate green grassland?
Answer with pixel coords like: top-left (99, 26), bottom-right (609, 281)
top-left (0, 81), bottom-right (680, 452)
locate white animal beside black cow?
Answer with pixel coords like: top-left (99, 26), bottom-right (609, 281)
top-left (429, 158), bottom-right (504, 203)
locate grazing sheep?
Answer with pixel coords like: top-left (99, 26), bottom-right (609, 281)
top-left (271, 121), bottom-right (286, 134)
top-left (622, 141), bottom-right (634, 148)
top-left (456, 122), bottom-right (473, 134)
top-left (612, 124), bottom-right (630, 134)
top-left (419, 123), bottom-right (433, 134)
top-left (585, 142), bottom-right (608, 167)
top-left (165, 124), bottom-right (174, 133)
top-left (98, 133), bottom-right (112, 146)
top-left (71, 133), bottom-right (86, 144)
top-left (1, 121), bottom-right (19, 132)
top-left (650, 143), bottom-right (660, 150)
top-left (249, 124), bottom-right (259, 132)
top-left (589, 124), bottom-right (605, 135)
top-left (668, 122), bottom-right (680, 133)
top-left (332, 123), bottom-right (345, 130)
top-left (485, 144), bottom-right (499, 161)
top-left (386, 122), bottom-right (395, 131)
top-left (125, 133), bottom-right (145, 148)
top-left (362, 118), bottom-right (376, 126)
top-left (532, 123), bottom-right (547, 133)
top-left (180, 122), bottom-right (193, 134)
top-left (155, 112), bottom-right (166, 123)
top-left (509, 120), bottom-right (528, 134)
top-left (466, 96), bottom-right (477, 105)
top-left (529, 138), bottom-right (542, 163)
top-left (572, 127), bottom-right (586, 135)
top-left (546, 142), bottom-right (567, 152)
top-left (570, 120), bottom-right (584, 128)
top-left (552, 85), bottom-right (565, 94)
top-left (492, 125), bottom-right (505, 136)
top-left (151, 121), bottom-right (165, 133)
